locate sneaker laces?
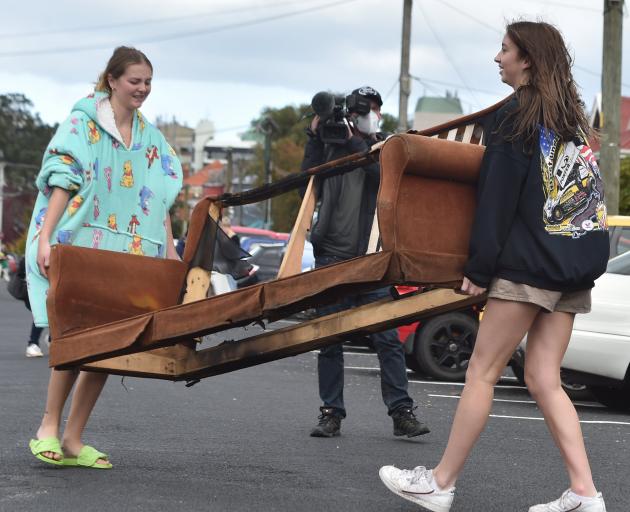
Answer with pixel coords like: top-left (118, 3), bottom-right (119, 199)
top-left (398, 466), bottom-right (431, 486)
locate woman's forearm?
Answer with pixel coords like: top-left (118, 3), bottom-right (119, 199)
top-left (40, 187), bottom-right (71, 240)
top-left (165, 211), bottom-right (180, 259)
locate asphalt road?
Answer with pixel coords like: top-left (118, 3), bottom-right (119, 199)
top-left (1, 283), bottom-right (629, 512)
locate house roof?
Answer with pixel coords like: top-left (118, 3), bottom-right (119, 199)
top-left (184, 160), bottom-right (223, 186)
top-left (415, 96), bottom-right (463, 114)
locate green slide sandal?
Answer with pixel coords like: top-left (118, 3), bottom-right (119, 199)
top-left (62, 445), bottom-right (112, 469)
top-left (29, 437), bottom-right (64, 466)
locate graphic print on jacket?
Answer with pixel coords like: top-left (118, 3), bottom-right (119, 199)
top-left (540, 128), bottom-right (607, 238)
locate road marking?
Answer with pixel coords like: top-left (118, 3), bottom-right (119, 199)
top-left (344, 366), bottom-right (525, 389)
top-left (427, 393), bottom-right (605, 408)
top-left (487, 414), bottom-right (630, 426)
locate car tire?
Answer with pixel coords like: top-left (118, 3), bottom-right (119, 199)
top-left (412, 312), bottom-right (478, 381)
top-left (509, 348), bottom-right (526, 386)
top-left (559, 371), bottom-right (593, 402)
top-left (589, 384), bottom-right (630, 412)
top-left (508, 350), bottom-right (593, 401)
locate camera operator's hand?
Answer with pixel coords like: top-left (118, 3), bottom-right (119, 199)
top-left (310, 115), bottom-right (320, 133)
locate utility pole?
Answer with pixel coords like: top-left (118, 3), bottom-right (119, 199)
top-left (225, 147), bottom-right (234, 194)
top-left (600, 0), bottom-right (624, 214)
top-left (259, 116), bottom-right (277, 228)
top-left (398, 0), bottom-right (413, 132)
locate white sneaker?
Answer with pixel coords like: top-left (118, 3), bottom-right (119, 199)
top-left (379, 465), bottom-right (454, 512)
top-left (26, 344), bottom-right (44, 358)
top-left (529, 489), bottom-right (606, 512)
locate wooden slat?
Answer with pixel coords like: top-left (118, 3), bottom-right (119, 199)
top-left (366, 212), bottom-right (380, 254)
top-left (277, 176), bottom-right (316, 279)
top-left (178, 288), bottom-right (485, 380)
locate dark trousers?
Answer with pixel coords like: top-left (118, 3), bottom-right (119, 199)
top-left (315, 255), bottom-right (413, 418)
top-left (24, 296), bottom-right (43, 346)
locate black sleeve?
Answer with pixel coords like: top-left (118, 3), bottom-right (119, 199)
top-left (310, 174), bottom-right (340, 246)
top-left (346, 135), bottom-right (380, 182)
top-left (299, 135), bottom-right (325, 198)
top-left (463, 145), bottom-right (529, 288)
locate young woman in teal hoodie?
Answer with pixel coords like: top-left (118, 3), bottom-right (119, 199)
top-left (27, 46), bottom-right (182, 468)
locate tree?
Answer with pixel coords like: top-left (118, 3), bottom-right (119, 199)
top-left (246, 104), bottom-right (400, 231)
top-left (380, 113), bottom-right (399, 134)
top-left (0, 93), bottom-right (56, 244)
top-left (246, 104), bottom-right (311, 232)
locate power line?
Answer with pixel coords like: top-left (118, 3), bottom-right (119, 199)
top-left (382, 78), bottom-right (400, 102)
top-left (417, 1), bottom-right (483, 109)
top-left (0, 0), bottom-right (328, 40)
top-left (412, 75), bottom-right (506, 97)
top-left (0, 0), bottom-right (361, 58)
top-left (520, 0), bottom-right (603, 13)
top-left (431, 0), bottom-right (630, 90)
top-left (432, 0), bottom-right (500, 34)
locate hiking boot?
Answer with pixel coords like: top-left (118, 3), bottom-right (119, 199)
top-left (392, 406), bottom-right (430, 437)
top-left (379, 465), bottom-right (455, 512)
top-left (529, 489), bottom-right (606, 512)
top-left (26, 344), bottom-right (44, 358)
top-left (310, 407), bottom-right (342, 437)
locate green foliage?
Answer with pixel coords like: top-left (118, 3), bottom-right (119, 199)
top-left (380, 113), bottom-right (398, 134)
top-left (1, 93), bottom-right (56, 244)
top-left (620, 156), bottom-right (630, 216)
top-left (0, 93), bottom-right (56, 192)
top-left (246, 104), bottom-right (311, 231)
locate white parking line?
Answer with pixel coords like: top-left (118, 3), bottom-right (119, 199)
top-left (428, 393), bottom-right (605, 408)
top-left (488, 414), bottom-right (630, 426)
top-left (344, 366), bottom-right (526, 389)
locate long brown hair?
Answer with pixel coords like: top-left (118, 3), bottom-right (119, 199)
top-left (502, 21), bottom-right (590, 148)
top-left (95, 46), bottom-right (153, 94)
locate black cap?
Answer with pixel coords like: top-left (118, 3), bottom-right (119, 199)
top-left (351, 86), bottom-right (383, 107)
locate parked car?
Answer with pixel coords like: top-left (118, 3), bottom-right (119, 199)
top-left (607, 214), bottom-right (630, 258)
top-left (231, 226), bottom-right (290, 253)
top-left (396, 286), bottom-right (483, 381)
top-left (398, 215), bottom-right (630, 385)
top-left (511, 249), bottom-right (630, 411)
top-left (237, 239), bottom-right (315, 287)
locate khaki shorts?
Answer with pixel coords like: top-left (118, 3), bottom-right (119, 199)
top-left (487, 278), bottom-right (591, 314)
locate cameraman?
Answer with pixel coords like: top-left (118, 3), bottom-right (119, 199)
top-left (302, 86), bottom-right (430, 438)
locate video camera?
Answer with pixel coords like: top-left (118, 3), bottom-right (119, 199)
top-left (310, 91), bottom-right (372, 144)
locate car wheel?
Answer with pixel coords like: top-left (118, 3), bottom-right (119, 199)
top-left (413, 312), bottom-right (478, 381)
top-left (589, 384), bottom-right (630, 412)
top-left (560, 371), bottom-right (593, 402)
top-left (509, 351), bottom-right (593, 401)
top-left (509, 348), bottom-right (526, 386)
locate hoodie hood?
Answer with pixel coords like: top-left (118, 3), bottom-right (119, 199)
top-left (71, 91), bottom-right (105, 123)
top-left (71, 91), bottom-right (148, 150)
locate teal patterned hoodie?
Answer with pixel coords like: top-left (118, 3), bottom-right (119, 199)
top-left (25, 92), bottom-right (183, 327)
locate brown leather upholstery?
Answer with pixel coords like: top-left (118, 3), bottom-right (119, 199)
top-left (48, 134), bottom-right (486, 368)
top-left (378, 134), bottom-right (484, 285)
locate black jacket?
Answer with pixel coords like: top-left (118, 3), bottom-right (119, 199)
top-left (464, 99), bottom-right (609, 291)
top-left (301, 132), bottom-right (381, 260)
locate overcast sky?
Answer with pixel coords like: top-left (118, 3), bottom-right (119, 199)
top-left (0, 0), bottom-right (627, 140)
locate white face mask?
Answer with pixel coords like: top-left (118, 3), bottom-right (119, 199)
top-left (355, 110), bottom-right (380, 135)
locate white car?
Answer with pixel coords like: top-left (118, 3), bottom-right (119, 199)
top-left (516, 250), bottom-right (630, 411)
top-left (561, 250), bottom-right (630, 410)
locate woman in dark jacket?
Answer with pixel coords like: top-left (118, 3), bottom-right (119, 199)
top-left (379, 21), bottom-right (609, 512)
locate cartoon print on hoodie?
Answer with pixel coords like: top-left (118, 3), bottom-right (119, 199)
top-left (24, 91), bottom-right (182, 327)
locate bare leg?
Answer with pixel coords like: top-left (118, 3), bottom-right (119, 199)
top-left (524, 312), bottom-right (597, 497)
top-left (36, 368), bottom-right (79, 461)
top-left (62, 371), bottom-right (110, 466)
top-left (432, 299), bottom-right (540, 489)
